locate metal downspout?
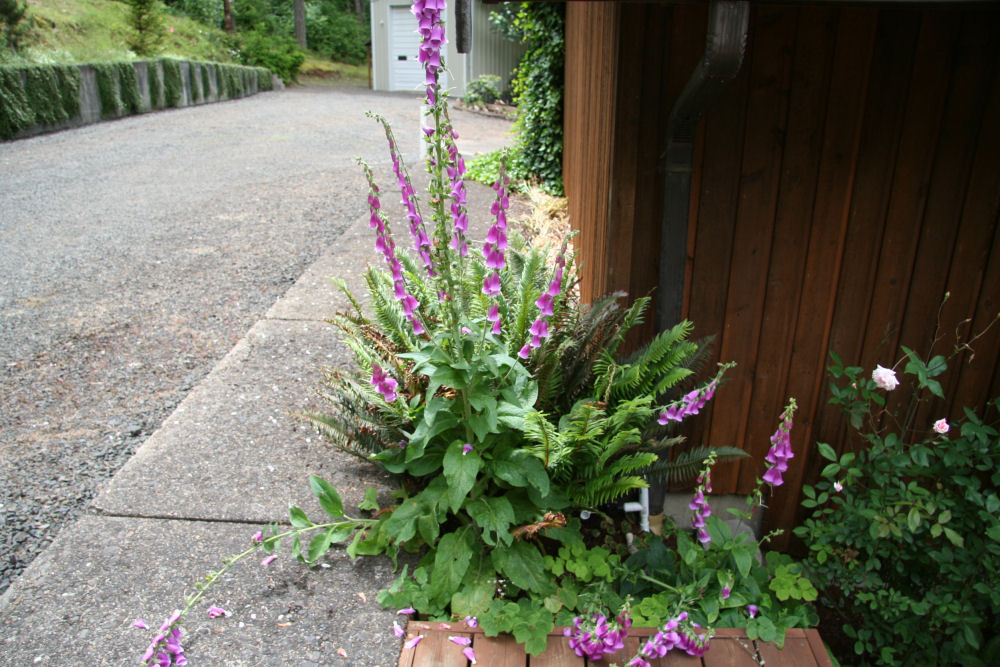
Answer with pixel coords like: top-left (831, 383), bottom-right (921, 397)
top-left (656, 0), bottom-right (750, 334)
top-left (649, 1), bottom-right (750, 518)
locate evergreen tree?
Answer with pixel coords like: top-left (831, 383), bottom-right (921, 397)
top-left (126, 0), bottom-right (166, 57)
top-left (0, 0), bottom-right (29, 55)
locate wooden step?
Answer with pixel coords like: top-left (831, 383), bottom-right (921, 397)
top-left (398, 621), bottom-right (832, 666)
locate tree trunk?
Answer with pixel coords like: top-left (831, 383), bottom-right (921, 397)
top-left (222, 0), bottom-right (234, 33)
top-left (354, 0), bottom-right (364, 24)
top-left (294, 0), bottom-right (307, 49)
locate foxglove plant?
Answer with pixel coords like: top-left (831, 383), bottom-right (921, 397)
top-left (141, 1), bottom-right (812, 662)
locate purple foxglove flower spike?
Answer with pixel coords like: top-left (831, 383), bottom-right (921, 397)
top-left (762, 398), bottom-right (797, 487)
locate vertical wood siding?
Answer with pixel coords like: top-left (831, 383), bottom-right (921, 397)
top-left (564, 3), bottom-right (1000, 546)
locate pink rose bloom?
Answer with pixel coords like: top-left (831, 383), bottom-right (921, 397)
top-left (872, 364), bottom-right (899, 391)
top-left (933, 418), bottom-right (949, 434)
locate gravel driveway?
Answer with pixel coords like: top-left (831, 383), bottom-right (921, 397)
top-left (0, 84), bottom-right (514, 594)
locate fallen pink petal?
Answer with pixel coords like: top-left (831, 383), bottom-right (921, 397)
top-left (133, 619), bottom-right (149, 630)
top-left (207, 605), bottom-right (229, 618)
top-left (448, 635), bottom-right (472, 646)
top-left (463, 646), bottom-right (477, 663)
top-left (260, 554), bottom-right (277, 567)
top-left (404, 634), bottom-right (424, 649)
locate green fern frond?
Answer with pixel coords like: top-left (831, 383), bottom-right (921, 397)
top-left (644, 446), bottom-right (749, 485)
top-left (522, 410), bottom-right (570, 470)
top-left (603, 295), bottom-right (650, 359)
top-left (575, 475), bottom-right (651, 507)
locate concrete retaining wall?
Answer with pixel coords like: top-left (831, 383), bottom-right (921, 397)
top-left (3, 59), bottom-right (284, 141)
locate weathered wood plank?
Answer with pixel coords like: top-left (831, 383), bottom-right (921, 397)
top-left (709, 4), bottom-right (797, 493)
top-left (735, 6), bottom-right (837, 491)
top-left (768, 7), bottom-right (878, 540)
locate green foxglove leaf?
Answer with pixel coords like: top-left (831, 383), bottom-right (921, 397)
top-left (309, 475), bottom-right (344, 519)
top-left (466, 495), bottom-right (516, 547)
top-left (443, 440), bottom-right (482, 513)
top-left (430, 531), bottom-right (473, 601)
top-left (492, 540), bottom-right (557, 596)
top-left (383, 497), bottom-right (424, 544)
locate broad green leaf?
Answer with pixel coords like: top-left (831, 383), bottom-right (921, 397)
top-left (358, 487), bottom-right (380, 512)
top-left (491, 459), bottom-right (527, 487)
top-left (492, 541), bottom-right (557, 596)
top-left (907, 507), bottom-right (921, 532)
top-left (307, 530), bottom-right (332, 564)
top-left (443, 441), bottom-right (482, 513)
top-left (431, 531), bottom-right (473, 600)
top-left (309, 475), bottom-right (344, 519)
top-left (451, 568), bottom-right (495, 619)
top-left (943, 527), bottom-right (965, 548)
top-left (383, 497), bottom-right (424, 544)
top-left (467, 496), bottom-right (516, 547)
top-left (289, 505), bottom-right (314, 528)
top-left (817, 442), bottom-right (837, 462)
top-left (732, 544), bottom-right (754, 579)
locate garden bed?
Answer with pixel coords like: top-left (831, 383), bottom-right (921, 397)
top-left (398, 622), bottom-right (832, 666)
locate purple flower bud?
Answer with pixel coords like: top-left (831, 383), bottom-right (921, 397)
top-left (747, 604), bottom-right (759, 618)
top-left (518, 345), bottom-right (531, 359)
top-left (462, 443), bottom-right (473, 456)
top-left (464, 616), bottom-right (478, 628)
top-left (251, 531), bottom-right (263, 543)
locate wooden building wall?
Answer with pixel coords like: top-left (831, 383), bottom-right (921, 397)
top-left (564, 2), bottom-right (1000, 544)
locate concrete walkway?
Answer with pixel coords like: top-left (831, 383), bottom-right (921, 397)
top-left (0, 99), bottom-right (518, 666)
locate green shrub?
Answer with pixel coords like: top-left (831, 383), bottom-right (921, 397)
top-left (125, 0), bottom-right (166, 57)
top-left (148, 59), bottom-right (163, 108)
top-left (233, 29), bottom-right (303, 83)
top-left (161, 57), bottom-right (182, 107)
top-left (463, 74), bottom-right (502, 108)
top-left (116, 62), bottom-right (141, 113)
top-left (256, 66), bottom-right (272, 91)
top-left (491, 2), bottom-right (564, 195)
top-left (795, 350), bottom-right (1000, 665)
top-left (189, 62), bottom-right (202, 102)
top-left (306, 3), bottom-right (367, 65)
top-left (93, 63), bottom-right (124, 118)
top-left (22, 64), bottom-right (79, 126)
top-left (0, 65), bottom-right (31, 138)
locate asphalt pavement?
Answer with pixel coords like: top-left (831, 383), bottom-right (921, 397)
top-left (0, 83), bottom-right (517, 665)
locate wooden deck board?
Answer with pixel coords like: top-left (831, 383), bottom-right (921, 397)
top-left (398, 624), bottom-right (830, 666)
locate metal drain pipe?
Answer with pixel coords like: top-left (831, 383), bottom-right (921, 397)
top-left (649, 1), bottom-right (750, 519)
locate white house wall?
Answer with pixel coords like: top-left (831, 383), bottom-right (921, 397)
top-left (370, 0), bottom-right (524, 97)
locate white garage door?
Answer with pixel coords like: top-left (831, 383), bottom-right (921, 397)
top-left (388, 6), bottom-right (424, 92)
